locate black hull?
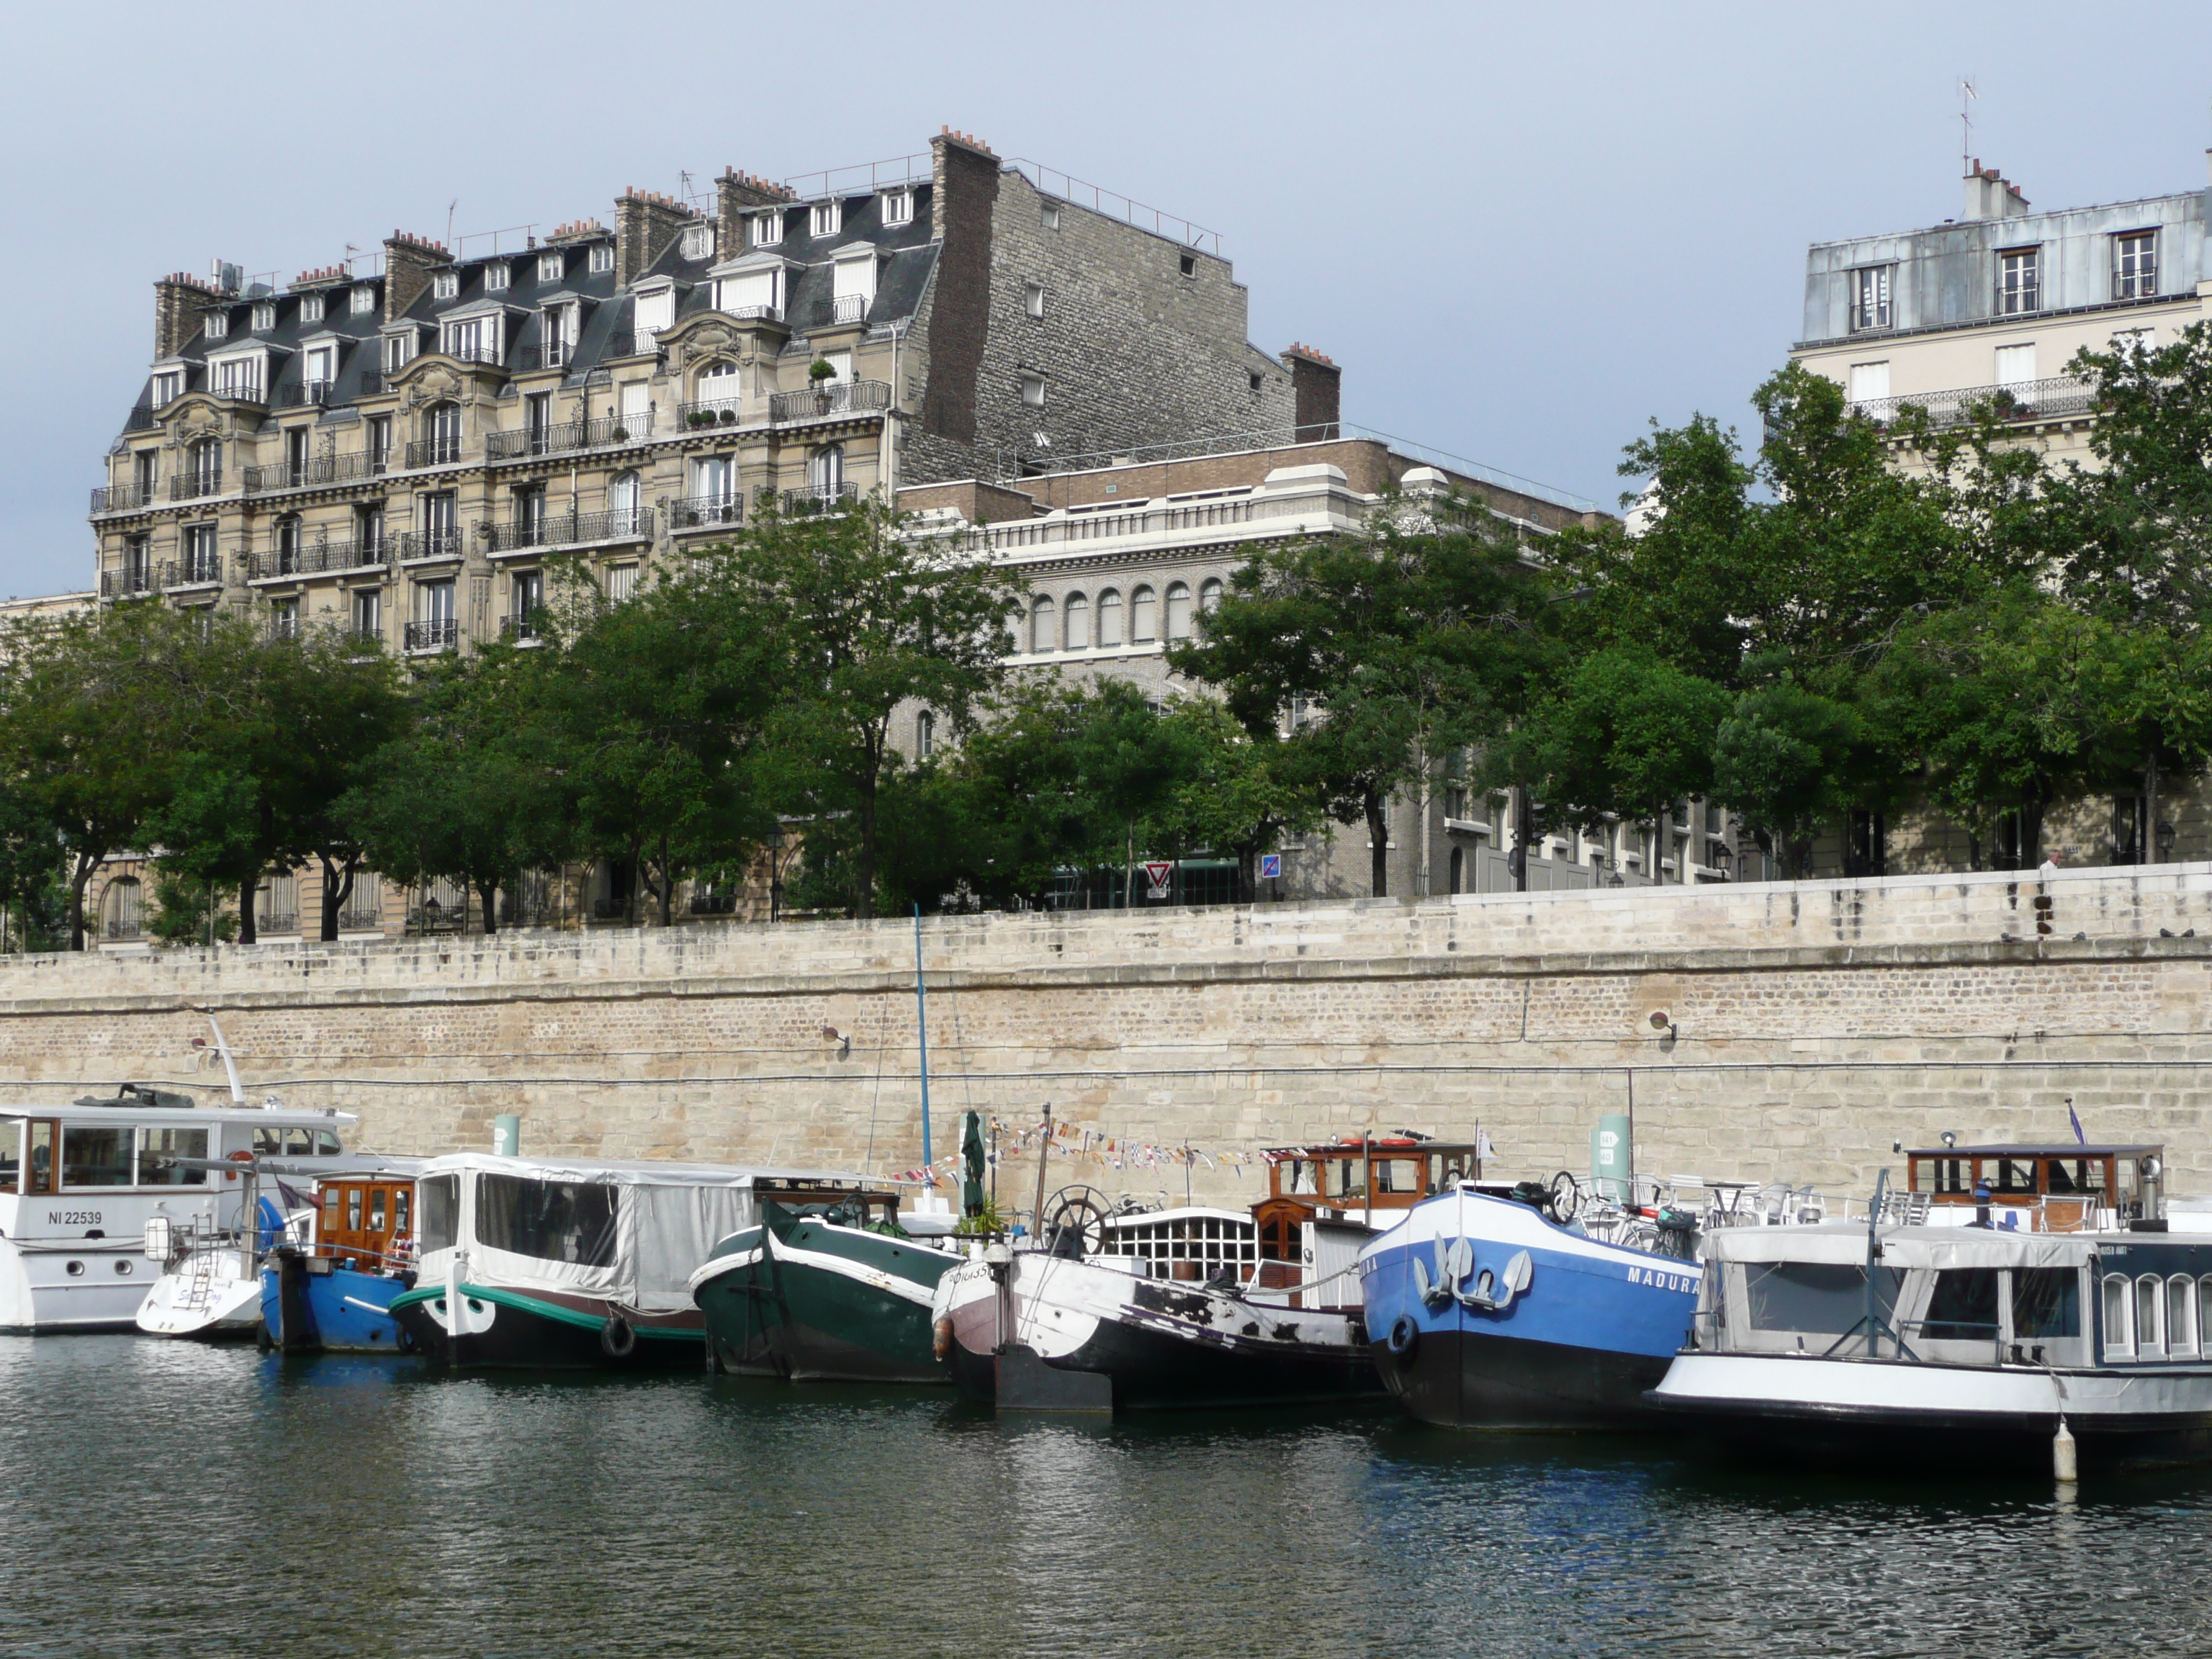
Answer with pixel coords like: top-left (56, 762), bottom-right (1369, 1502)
top-left (709, 1316), bottom-right (945, 1386)
top-left (391, 1297), bottom-right (701, 1372)
top-left (1378, 1326), bottom-right (1674, 1430)
top-left (1650, 1396), bottom-right (2212, 1469)
top-left (953, 1315), bottom-right (1382, 1412)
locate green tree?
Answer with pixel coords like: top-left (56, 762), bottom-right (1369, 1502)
top-left (1710, 684), bottom-right (1874, 877)
top-left (732, 499), bottom-right (1020, 917)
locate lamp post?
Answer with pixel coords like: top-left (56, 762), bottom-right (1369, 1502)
top-left (764, 824), bottom-right (786, 923)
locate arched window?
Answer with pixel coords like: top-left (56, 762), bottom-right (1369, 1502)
top-left (1130, 585), bottom-right (1157, 644)
top-left (1030, 595), bottom-right (1057, 654)
top-left (693, 361), bottom-right (742, 422)
top-left (1164, 580), bottom-right (1194, 641)
top-left (1097, 588), bottom-right (1123, 647)
top-left (102, 876), bottom-right (143, 942)
top-left (1064, 593), bottom-right (1089, 651)
top-left (2168, 1276), bottom-right (2199, 1358)
top-left (1449, 846), bottom-right (1465, 894)
top-left (2103, 1274), bottom-right (2134, 1357)
top-left (1200, 577), bottom-right (1223, 613)
top-left (608, 471), bottom-right (642, 533)
top-left (2138, 1275), bottom-right (2167, 1358)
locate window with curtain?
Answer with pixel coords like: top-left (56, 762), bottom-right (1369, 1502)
top-left (1064, 593), bottom-right (1089, 650)
top-left (1164, 581), bottom-right (1193, 640)
top-left (1097, 589), bottom-right (1123, 647)
top-left (1130, 585), bottom-right (1156, 644)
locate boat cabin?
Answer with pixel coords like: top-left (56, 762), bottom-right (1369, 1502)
top-left (1905, 1143), bottom-right (2164, 1231)
top-left (1253, 1136), bottom-right (1485, 1262)
top-left (317, 1176), bottom-right (416, 1271)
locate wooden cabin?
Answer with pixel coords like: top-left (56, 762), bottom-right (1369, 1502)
top-left (1905, 1143), bottom-right (2165, 1231)
top-left (1252, 1136), bottom-right (1484, 1264)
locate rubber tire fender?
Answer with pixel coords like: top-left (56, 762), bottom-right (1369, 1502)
top-left (932, 1316), bottom-right (956, 1362)
top-left (600, 1314), bottom-right (639, 1359)
top-left (1387, 1314), bottom-right (1421, 1361)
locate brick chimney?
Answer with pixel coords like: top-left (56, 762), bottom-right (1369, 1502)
top-left (930, 126), bottom-right (999, 242)
top-left (1963, 160), bottom-right (2031, 222)
top-left (1282, 343), bottom-right (1341, 442)
top-left (920, 128), bottom-right (1002, 446)
top-left (153, 272), bottom-right (221, 361)
top-left (715, 168), bottom-right (795, 258)
top-left (383, 231), bottom-right (450, 323)
top-left (616, 188), bottom-right (696, 285)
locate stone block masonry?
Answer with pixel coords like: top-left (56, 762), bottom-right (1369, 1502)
top-left (11, 864), bottom-right (2212, 1208)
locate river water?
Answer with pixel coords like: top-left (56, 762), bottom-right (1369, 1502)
top-left (4, 1336), bottom-right (2207, 1658)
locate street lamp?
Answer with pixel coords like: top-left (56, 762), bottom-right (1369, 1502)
top-left (764, 825), bottom-right (786, 923)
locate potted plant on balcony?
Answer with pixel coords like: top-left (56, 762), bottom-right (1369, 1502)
top-left (809, 358), bottom-right (836, 415)
top-left (719, 408), bottom-right (737, 423)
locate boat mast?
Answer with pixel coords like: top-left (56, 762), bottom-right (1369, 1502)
top-left (913, 904), bottom-right (931, 1170)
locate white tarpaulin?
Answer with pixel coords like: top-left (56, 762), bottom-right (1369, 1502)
top-left (1709, 1222), bottom-right (2095, 1272)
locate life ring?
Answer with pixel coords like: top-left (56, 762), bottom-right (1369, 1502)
top-left (1387, 1314), bottom-right (1421, 1359)
top-left (600, 1314), bottom-right (638, 1359)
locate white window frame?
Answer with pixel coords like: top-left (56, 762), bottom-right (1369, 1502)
top-left (588, 242), bottom-right (613, 274)
top-left (350, 284), bottom-right (377, 315)
top-left (1041, 202), bottom-right (1061, 231)
top-left (304, 344), bottom-right (337, 392)
top-left (383, 331), bottom-right (415, 374)
top-left (1096, 588), bottom-right (1123, 648)
top-left (2104, 1272), bottom-right (2135, 1358)
top-left (1851, 265), bottom-right (1892, 331)
top-left (1024, 282), bottom-right (1045, 320)
top-left (251, 301), bottom-right (276, 333)
top-left (151, 369), bottom-right (184, 408)
top-left (681, 222), bottom-right (716, 261)
top-left (881, 189), bottom-right (913, 227)
top-left (633, 282), bottom-right (677, 337)
top-left (809, 200), bottom-right (842, 238)
top-left (2113, 230), bottom-right (2158, 300)
top-left (432, 271), bottom-right (459, 301)
top-left (1020, 372), bottom-right (1047, 408)
top-left (2113, 326), bottom-right (2156, 361)
top-left (716, 268), bottom-right (783, 319)
top-left (1847, 361), bottom-right (1890, 405)
top-left (1997, 247), bottom-right (2041, 316)
top-left (603, 562), bottom-right (638, 603)
top-left (2136, 1274), bottom-right (2167, 1360)
top-left (204, 310), bottom-right (230, 340)
top-left (299, 293), bottom-right (325, 325)
top-left (750, 212), bottom-right (781, 248)
top-left (485, 264), bottom-right (509, 292)
top-left (533, 251), bottom-right (560, 284)
top-left (2168, 1275), bottom-right (2199, 1359)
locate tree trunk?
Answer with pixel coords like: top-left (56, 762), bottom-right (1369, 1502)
top-left (1364, 788), bottom-right (1389, 898)
top-left (659, 832), bottom-right (673, 929)
top-left (238, 873), bottom-right (258, 945)
top-left (1509, 785), bottom-right (1533, 892)
top-left (68, 851), bottom-right (96, 952)
top-left (476, 876), bottom-right (499, 937)
top-left (2020, 795), bottom-right (2046, 869)
top-left (318, 853), bottom-right (354, 942)
top-left (855, 778), bottom-right (878, 919)
top-left (2146, 752), bottom-right (2161, 865)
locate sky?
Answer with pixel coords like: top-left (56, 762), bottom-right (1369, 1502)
top-left (4, 1), bottom-right (2210, 598)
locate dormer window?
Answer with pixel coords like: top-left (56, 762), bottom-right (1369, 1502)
top-left (300, 293), bottom-right (325, 324)
top-left (809, 201), bottom-right (842, 238)
top-left (538, 251), bottom-right (564, 283)
top-left (384, 332), bottom-right (414, 373)
top-left (485, 264), bottom-right (510, 292)
top-left (882, 189), bottom-right (913, 228)
top-left (433, 271), bottom-right (459, 301)
top-left (204, 310), bottom-right (230, 341)
top-left (750, 212), bottom-right (781, 248)
top-left (152, 369), bottom-right (183, 407)
top-left (350, 284), bottom-right (377, 315)
top-left (681, 222), bottom-right (716, 260)
top-left (589, 242), bottom-right (613, 274)
top-left (252, 301), bottom-right (276, 332)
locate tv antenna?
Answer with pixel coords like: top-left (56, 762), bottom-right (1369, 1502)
top-left (446, 197), bottom-right (459, 249)
top-left (1959, 76), bottom-right (1978, 173)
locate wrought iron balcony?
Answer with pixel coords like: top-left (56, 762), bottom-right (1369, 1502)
top-left (404, 436), bottom-right (466, 468)
top-left (100, 566), bottom-right (158, 598)
top-left (1849, 374), bottom-right (2097, 432)
top-left (254, 912), bottom-right (300, 935)
top-left (723, 304), bottom-right (781, 325)
top-left (395, 529), bottom-right (464, 562)
top-left (669, 495), bottom-right (743, 532)
top-left (170, 469), bottom-right (225, 502)
top-left (104, 917), bottom-right (143, 942)
top-left (678, 398), bottom-right (745, 429)
top-left (809, 295), bottom-right (870, 327)
top-left (359, 371), bottom-right (387, 397)
top-left (487, 508), bottom-right (652, 552)
top-left (780, 481), bottom-right (859, 515)
top-left (278, 382), bottom-right (334, 410)
top-left (404, 619), bottom-right (459, 652)
top-left (336, 907), bottom-right (385, 932)
top-left (253, 538), bottom-right (391, 580)
top-left (689, 891), bottom-right (737, 915)
top-left (516, 342), bottom-right (573, 373)
top-left (769, 379), bottom-right (891, 423)
top-left (122, 405), bottom-right (159, 433)
top-left (242, 451), bottom-right (389, 494)
top-left (441, 342), bottom-right (505, 367)
top-left (485, 411), bottom-right (654, 462)
top-left (618, 331), bottom-right (661, 358)
top-left (160, 554), bottom-right (222, 588)
top-left (210, 380), bottom-right (265, 405)
top-left (91, 482), bottom-right (157, 513)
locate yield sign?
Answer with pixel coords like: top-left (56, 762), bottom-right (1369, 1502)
top-left (1143, 860), bottom-right (1174, 895)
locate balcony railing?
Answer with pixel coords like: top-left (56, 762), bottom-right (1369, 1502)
top-left (254, 912), bottom-right (300, 935)
top-left (122, 405), bottom-right (159, 433)
top-left (100, 567), bottom-right (158, 598)
top-left (516, 342), bottom-right (572, 373)
top-left (395, 529), bottom-right (464, 562)
top-left (359, 371), bottom-right (386, 397)
top-left (618, 331), bottom-right (661, 358)
top-left (485, 411), bottom-right (654, 462)
top-left (499, 613), bottom-right (542, 642)
top-left (210, 380), bottom-right (265, 405)
top-left (336, 907), bottom-right (385, 932)
top-left (404, 619), bottom-right (459, 652)
top-left (253, 538), bottom-right (391, 580)
top-left (669, 495), bottom-right (743, 532)
top-left (171, 469), bottom-right (224, 502)
top-left (278, 382), bottom-right (334, 410)
top-left (678, 398), bottom-right (745, 429)
top-left (91, 482), bottom-right (157, 513)
top-left (104, 917), bottom-right (143, 942)
top-left (769, 379), bottom-right (891, 423)
top-left (809, 295), bottom-right (871, 327)
top-left (160, 555), bottom-right (222, 588)
top-left (1849, 374), bottom-right (2098, 432)
top-left (781, 481), bottom-right (859, 515)
top-left (242, 451), bottom-right (389, 494)
top-left (724, 305), bottom-right (781, 325)
top-left (690, 891), bottom-right (737, 915)
top-left (487, 508), bottom-right (652, 552)
top-left (404, 436), bottom-right (466, 468)
top-left (441, 342), bottom-right (505, 367)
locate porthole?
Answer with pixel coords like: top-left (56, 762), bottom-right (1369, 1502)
top-left (65, 1261), bottom-right (84, 1277)
top-left (114, 1261), bottom-right (134, 1276)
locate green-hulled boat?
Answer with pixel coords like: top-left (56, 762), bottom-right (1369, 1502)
top-left (689, 1195), bottom-right (963, 1384)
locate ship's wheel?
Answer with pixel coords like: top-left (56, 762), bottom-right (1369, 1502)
top-left (1042, 1186), bottom-right (1111, 1257)
top-left (1547, 1169), bottom-right (1583, 1223)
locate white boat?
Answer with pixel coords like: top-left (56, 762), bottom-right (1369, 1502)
top-left (0, 1087), bottom-right (356, 1332)
top-left (1650, 1143), bottom-right (2212, 1466)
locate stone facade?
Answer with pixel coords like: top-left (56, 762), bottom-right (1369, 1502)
top-left (17, 864), bottom-right (2212, 1210)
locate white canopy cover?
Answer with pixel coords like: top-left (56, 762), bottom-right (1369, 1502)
top-left (1707, 1222), bottom-right (2098, 1272)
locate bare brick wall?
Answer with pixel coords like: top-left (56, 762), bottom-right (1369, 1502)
top-left (17, 866), bottom-right (2212, 1209)
top-left (917, 133), bottom-right (999, 450)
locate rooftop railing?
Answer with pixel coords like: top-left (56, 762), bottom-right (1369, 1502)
top-left (1848, 374), bottom-right (2098, 431)
top-left (769, 379), bottom-right (891, 423)
top-left (487, 508), bottom-right (652, 552)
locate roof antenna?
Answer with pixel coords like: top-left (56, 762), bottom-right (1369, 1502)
top-left (1959, 76), bottom-right (1978, 174)
top-left (446, 198), bottom-right (459, 250)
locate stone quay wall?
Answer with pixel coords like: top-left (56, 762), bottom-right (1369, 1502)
top-left (7, 863), bottom-right (2212, 1208)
